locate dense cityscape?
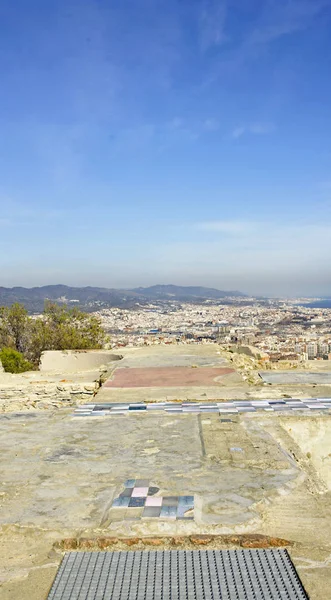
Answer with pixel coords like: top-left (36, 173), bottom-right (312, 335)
top-left (97, 299), bottom-right (331, 361)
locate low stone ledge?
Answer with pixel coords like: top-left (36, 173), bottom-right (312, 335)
top-left (0, 380), bottom-right (100, 412)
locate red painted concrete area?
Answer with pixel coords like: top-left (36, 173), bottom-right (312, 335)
top-left (104, 366), bottom-right (235, 388)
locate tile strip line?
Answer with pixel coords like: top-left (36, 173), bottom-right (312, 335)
top-left (73, 399), bottom-right (331, 417)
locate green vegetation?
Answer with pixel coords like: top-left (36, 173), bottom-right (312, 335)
top-left (0, 302), bottom-right (107, 373)
top-left (0, 348), bottom-right (34, 373)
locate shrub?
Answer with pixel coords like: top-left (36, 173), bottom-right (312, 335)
top-left (0, 302), bottom-right (108, 366)
top-left (0, 347), bottom-right (35, 373)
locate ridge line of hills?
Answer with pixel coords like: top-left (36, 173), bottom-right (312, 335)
top-left (0, 284), bottom-right (247, 312)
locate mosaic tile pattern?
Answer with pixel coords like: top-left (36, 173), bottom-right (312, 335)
top-left (74, 397), bottom-right (331, 417)
top-left (111, 480), bottom-right (194, 520)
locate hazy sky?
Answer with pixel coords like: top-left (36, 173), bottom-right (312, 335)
top-left (1, 0), bottom-right (331, 296)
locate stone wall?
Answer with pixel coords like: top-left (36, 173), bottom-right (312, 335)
top-left (0, 380), bottom-right (100, 412)
top-left (0, 349), bottom-right (123, 412)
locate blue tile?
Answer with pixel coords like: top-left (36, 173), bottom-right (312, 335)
top-left (177, 505), bottom-right (194, 518)
top-left (160, 506), bottom-right (177, 518)
top-left (112, 496), bottom-right (130, 507)
top-left (124, 479), bottom-right (136, 488)
top-left (178, 496), bottom-right (194, 506)
top-left (129, 497), bottom-right (146, 507)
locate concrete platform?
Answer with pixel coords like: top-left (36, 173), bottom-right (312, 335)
top-left (260, 371), bottom-right (331, 385)
top-left (97, 345), bottom-right (247, 403)
top-left (104, 366), bottom-right (235, 388)
top-left (1, 409), bottom-right (331, 599)
top-left (2, 346), bottom-right (331, 600)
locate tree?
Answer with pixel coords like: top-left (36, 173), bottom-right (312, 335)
top-left (0, 348), bottom-right (34, 373)
top-left (0, 303), bottom-right (31, 354)
top-left (41, 301), bottom-right (106, 351)
top-left (0, 301), bottom-right (108, 369)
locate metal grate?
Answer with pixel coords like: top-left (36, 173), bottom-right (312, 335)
top-left (47, 549), bottom-right (309, 599)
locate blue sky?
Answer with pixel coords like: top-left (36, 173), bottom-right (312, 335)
top-left (0, 0), bottom-right (331, 296)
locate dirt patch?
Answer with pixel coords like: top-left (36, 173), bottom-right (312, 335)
top-left (57, 533), bottom-right (292, 551)
top-left (282, 417), bottom-right (331, 490)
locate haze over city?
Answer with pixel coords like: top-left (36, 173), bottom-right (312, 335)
top-left (1, 0), bottom-right (331, 295)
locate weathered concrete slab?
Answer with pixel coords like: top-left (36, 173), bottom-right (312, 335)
top-left (96, 345), bottom-right (246, 402)
top-left (104, 366), bottom-right (235, 388)
top-left (0, 411), bottom-right (297, 534)
top-left (2, 344), bottom-right (331, 600)
top-left (1, 409), bottom-right (331, 599)
top-left (260, 372), bottom-right (331, 385)
top-left (112, 346), bottom-right (227, 369)
top-left (40, 350), bottom-right (122, 373)
top-left (96, 383), bottom-right (249, 404)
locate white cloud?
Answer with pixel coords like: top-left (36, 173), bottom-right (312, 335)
top-left (204, 118), bottom-right (220, 131)
top-left (249, 0), bottom-right (331, 46)
top-left (232, 126), bottom-right (245, 139)
top-left (204, 0), bottom-right (331, 89)
top-left (231, 122), bottom-right (275, 138)
top-left (199, 0), bottom-right (228, 51)
top-left (111, 116), bottom-right (222, 153)
top-left (249, 122), bottom-right (275, 135)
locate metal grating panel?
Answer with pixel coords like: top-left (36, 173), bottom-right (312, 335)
top-left (47, 549), bottom-right (309, 599)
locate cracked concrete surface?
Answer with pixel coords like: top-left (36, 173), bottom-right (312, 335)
top-left (1, 410), bottom-right (331, 599)
top-left (0, 345), bottom-right (331, 599)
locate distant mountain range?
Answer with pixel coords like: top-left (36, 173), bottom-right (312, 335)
top-left (0, 284), bottom-right (246, 313)
top-left (132, 285), bottom-right (245, 300)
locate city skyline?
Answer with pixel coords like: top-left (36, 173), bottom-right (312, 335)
top-left (1, 0), bottom-right (331, 295)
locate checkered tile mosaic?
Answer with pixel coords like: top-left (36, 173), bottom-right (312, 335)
top-left (74, 397), bottom-right (331, 417)
top-left (112, 479), bottom-right (194, 520)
